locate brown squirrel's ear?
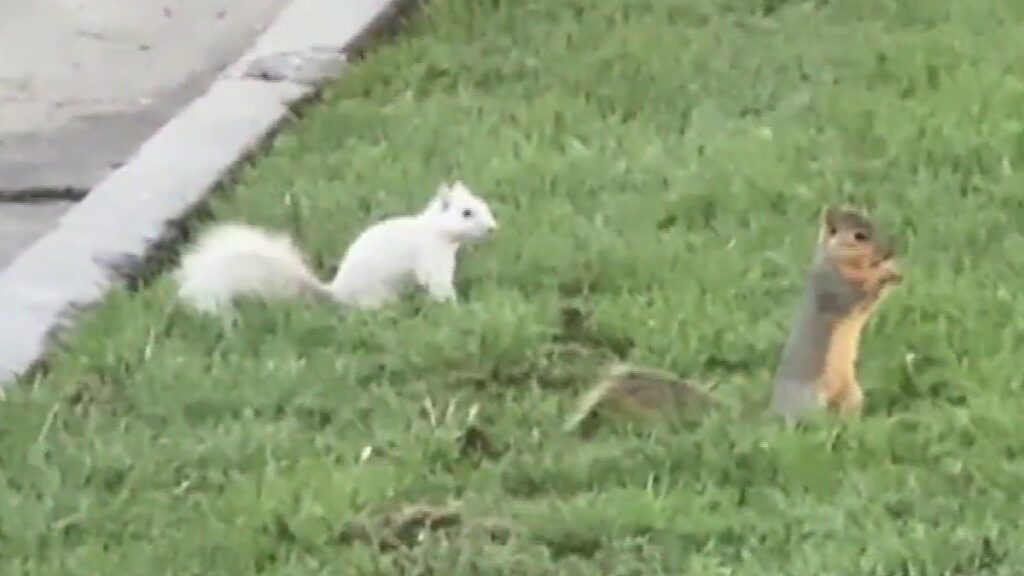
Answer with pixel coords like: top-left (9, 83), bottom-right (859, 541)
top-left (821, 205), bottom-right (833, 222)
top-left (822, 204), bottom-right (874, 233)
top-left (818, 205), bottom-right (839, 240)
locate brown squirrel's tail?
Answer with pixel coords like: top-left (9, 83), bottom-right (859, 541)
top-left (563, 363), bottom-right (719, 431)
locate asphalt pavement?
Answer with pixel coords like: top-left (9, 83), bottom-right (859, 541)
top-left (0, 0), bottom-right (289, 269)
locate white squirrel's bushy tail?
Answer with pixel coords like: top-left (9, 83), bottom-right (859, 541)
top-left (174, 223), bottom-right (331, 313)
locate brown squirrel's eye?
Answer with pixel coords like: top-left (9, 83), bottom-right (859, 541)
top-left (853, 230), bottom-right (869, 242)
top-left (828, 226), bottom-right (838, 236)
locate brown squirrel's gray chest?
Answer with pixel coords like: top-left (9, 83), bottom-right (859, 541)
top-left (770, 258), bottom-right (867, 418)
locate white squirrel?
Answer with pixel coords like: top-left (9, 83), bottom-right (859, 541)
top-left (174, 180), bottom-right (498, 313)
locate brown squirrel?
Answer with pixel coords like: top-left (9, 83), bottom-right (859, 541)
top-left (565, 205), bottom-right (903, 428)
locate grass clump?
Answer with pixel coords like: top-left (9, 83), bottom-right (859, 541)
top-left (4, 0), bottom-right (1024, 573)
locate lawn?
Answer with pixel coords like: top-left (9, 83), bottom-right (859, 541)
top-left (4, 0), bottom-right (1024, 573)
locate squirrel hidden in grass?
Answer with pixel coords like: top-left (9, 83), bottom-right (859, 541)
top-left (174, 181), bottom-right (498, 313)
top-left (566, 204), bottom-right (904, 427)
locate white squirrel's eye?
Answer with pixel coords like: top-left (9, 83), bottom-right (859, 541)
top-left (462, 208), bottom-right (473, 218)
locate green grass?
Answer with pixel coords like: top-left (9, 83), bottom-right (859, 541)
top-left (4, 0), bottom-right (1024, 572)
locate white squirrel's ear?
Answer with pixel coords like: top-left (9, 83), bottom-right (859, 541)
top-left (434, 181), bottom-right (453, 211)
top-left (448, 180), bottom-right (473, 198)
top-left (435, 181), bottom-right (453, 200)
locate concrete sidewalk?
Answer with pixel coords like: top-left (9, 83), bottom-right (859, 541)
top-left (0, 0), bottom-right (289, 268)
top-left (0, 0), bottom-right (408, 384)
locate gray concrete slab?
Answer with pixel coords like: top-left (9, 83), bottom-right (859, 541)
top-left (0, 78), bottom-right (312, 385)
top-left (0, 201), bottom-right (75, 269)
top-left (0, 0), bottom-right (417, 386)
top-left (0, 0), bottom-right (290, 197)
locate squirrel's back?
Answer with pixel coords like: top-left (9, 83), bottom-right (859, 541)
top-left (564, 363), bottom-right (715, 430)
top-left (770, 270), bottom-right (834, 416)
top-left (175, 223), bottom-right (327, 313)
top-left (327, 215), bottom-right (428, 302)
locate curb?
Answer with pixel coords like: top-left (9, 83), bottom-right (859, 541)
top-left (0, 0), bottom-right (422, 386)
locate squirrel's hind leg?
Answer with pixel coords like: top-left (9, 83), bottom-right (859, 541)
top-left (349, 288), bottom-right (397, 310)
top-left (826, 381), bottom-right (864, 417)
